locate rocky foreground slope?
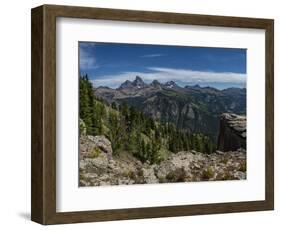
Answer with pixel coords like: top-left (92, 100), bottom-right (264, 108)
top-left (79, 135), bottom-right (246, 186)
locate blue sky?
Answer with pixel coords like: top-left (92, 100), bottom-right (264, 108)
top-left (79, 42), bottom-right (246, 89)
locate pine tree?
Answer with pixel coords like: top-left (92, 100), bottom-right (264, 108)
top-left (111, 102), bottom-right (118, 110)
top-left (140, 140), bottom-right (146, 162)
top-left (107, 110), bottom-right (126, 153)
top-left (79, 74), bottom-right (217, 162)
top-left (79, 75), bottom-right (93, 134)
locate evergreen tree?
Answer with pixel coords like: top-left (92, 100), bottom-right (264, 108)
top-left (79, 74), bottom-right (217, 163)
top-left (111, 102), bottom-right (118, 110)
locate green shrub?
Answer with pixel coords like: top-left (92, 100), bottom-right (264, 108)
top-left (202, 166), bottom-right (215, 180)
top-left (127, 170), bottom-right (136, 180)
top-left (121, 170), bottom-right (137, 181)
top-left (158, 177), bottom-right (166, 183)
top-left (239, 162), bottom-right (247, 172)
top-left (221, 171), bottom-right (234, 180)
top-left (222, 157), bottom-right (229, 164)
top-left (88, 147), bottom-right (101, 158)
top-left (166, 167), bottom-right (186, 182)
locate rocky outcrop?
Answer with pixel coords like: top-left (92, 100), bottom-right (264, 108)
top-left (217, 113), bottom-right (246, 151)
top-left (156, 150), bottom-right (246, 182)
top-left (80, 135), bottom-right (113, 159)
top-left (80, 135), bottom-right (246, 186)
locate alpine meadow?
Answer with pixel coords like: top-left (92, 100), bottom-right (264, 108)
top-left (79, 42), bottom-right (247, 186)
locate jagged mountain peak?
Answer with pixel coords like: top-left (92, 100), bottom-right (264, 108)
top-left (119, 76), bottom-right (147, 89)
top-left (119, 80), bottom-right (133, 89)
top-left (135, 75), bottom-right (143, 81)
top-left (164, 80), bottom-right (178, 88)
top-left (132, 76), bottom-right (147, 88)
top-left (150, 79), bottom-right (161, 87)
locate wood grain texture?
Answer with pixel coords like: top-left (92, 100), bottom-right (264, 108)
top-left (265, 20), bottom-right (274, 210)
top-left (31, 6), bottom-right (44, 224)
top-left (31, 4), bottom-right (274, 225)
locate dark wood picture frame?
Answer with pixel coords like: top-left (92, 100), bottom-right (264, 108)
top-left (31, 4), bottom-right (274, 225)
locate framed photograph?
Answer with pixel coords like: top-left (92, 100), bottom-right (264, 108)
top-left (31, 4), bottom-right (274, 225)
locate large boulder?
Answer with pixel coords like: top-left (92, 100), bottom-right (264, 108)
top-left (80, 135), bottom-right (113, 159)
top-left (217, 113), bottom-right (246, 151)
top-left (80, 136), bottom-right (144, 186)
top-left (141, 165), bottom-right (159, 184)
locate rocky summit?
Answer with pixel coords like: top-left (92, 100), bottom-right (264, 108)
top-left (119, 76), bottom-right (147, 89)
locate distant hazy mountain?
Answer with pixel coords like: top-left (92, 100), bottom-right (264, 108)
top-left (94, 76), bottom-right (246, 140)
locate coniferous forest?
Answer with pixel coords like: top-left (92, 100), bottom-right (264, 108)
top-left (80, 75), bottom-right (216, 164)
top-left (79, 42), bottom-right (247, 186)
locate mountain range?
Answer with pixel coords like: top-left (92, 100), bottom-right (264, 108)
top-left (94, 76), bottom-right (246, 140)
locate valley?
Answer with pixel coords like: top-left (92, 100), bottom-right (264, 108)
top-left (94, 76), bottom-right (246, 141)
top-left (79, 75), bottom-right (247, 186)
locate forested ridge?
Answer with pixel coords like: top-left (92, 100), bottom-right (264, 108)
top-left (80, 75), bottom-right (216, 164)
top-left (95, 76), bottom-right (246, 142)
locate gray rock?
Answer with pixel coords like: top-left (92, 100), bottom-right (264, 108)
top-left (215, 150), bottom-right (224, 155)
top-left (80, 135), bottom-right (247, 186)
top-left (87, 135), bottom-right (113, 157)
top-left (187, 107), bottom-right (195, 119)
top-left (217, 113), bottom-right (246, 151)
top-left (142, 166), bottom-right (159, 184)
top-left (233, 171), bottom-right (246, 180)
top-left (80, 135), bottom-right (112, 159)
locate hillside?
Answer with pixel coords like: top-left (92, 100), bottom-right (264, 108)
top-left (80, 75), bottom-right (216, 165)
top-left (94, 76), bottom-right (246, 140)
top-left (79, 75), bottom-right (246, 186)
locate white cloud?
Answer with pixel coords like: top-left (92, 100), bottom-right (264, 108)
top-left (140, 53), bottom-right (165, 58)
top-left (92, 67), bottom-right (246, 89)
